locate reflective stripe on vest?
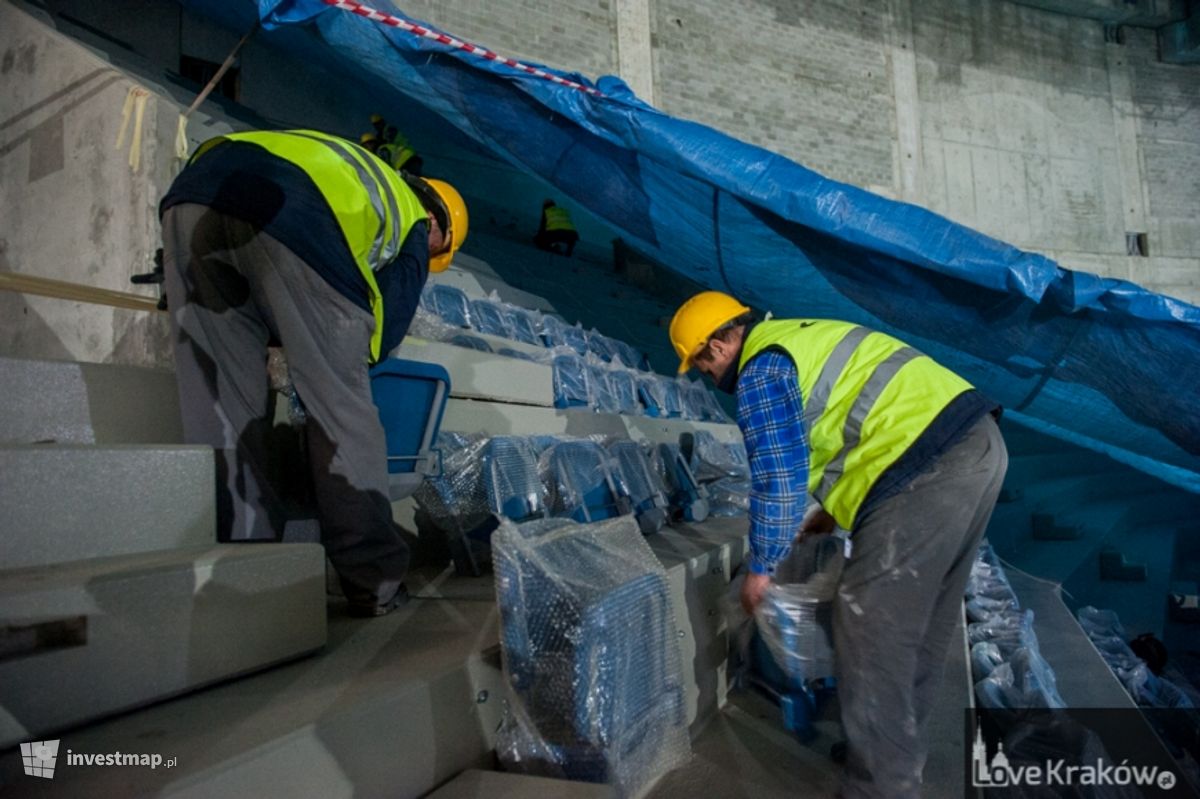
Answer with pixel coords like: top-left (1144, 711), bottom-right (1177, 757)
top-left (190, 129), bottom-right (425, 362)
top-left (738, 319), bottom-right (974, 529)
top-left (544, 206), bottom-right (575, 232)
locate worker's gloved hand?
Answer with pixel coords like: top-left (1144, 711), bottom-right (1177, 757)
top-left (740, 572), bottom-right (771, 615)
top-left (800, 508), bottom-right (836, 536)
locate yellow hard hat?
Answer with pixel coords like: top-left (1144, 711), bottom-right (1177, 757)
top-left (360, 132), bottom-right (379, 144)
top-left (669, 291), bottom-right (750, 373)
top-left (422, 178), bottom-right (469, 273)
top-left (370, 113), bottom-right (384, 125)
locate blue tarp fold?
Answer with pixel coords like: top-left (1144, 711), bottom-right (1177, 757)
top-left (186, 0), bottom-right (1200, 491)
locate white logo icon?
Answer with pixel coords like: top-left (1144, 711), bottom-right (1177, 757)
top-left (20, 739), bottom-right (60, 779)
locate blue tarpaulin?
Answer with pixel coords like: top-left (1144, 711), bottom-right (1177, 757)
top-left (183, 0), bottom-right (1200, 492)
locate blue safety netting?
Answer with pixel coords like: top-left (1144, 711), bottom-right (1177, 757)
top-left (182, 0), bottom-right (1200, 492)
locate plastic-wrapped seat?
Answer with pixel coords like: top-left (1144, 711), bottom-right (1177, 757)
top-left (606, 369), bottom-right (641, 415)
top-left (504, 305), bottom-right (543, 346)
top-left (541, 315), bottom-right (590, 355)
top-left (483, 436), bottom-right (547, 524)
top-left (543, 440), bottom-right (631, 522)
top-left (682, 430), bottom-right (749, 483)
top-left (493, 516), bottom-right (690, 795)
top-left (652, 442), bottom-right (709, 522)
top-left (449, 333), bottom-right (492, 352)
top-left (589, 365), bottom-right (620, 414)
top-left (636, 375), bottom-right (669, 418)
top-left (553, 352), bottom-right (593, 409)
top-left (607, 440), bottom-right (669, 535)
top-left (470, 297), bottom-right (513, 338)
top-left (423, 283), bottom-right (472, 328)
top-left (659, 378), bottom-right (685, 418)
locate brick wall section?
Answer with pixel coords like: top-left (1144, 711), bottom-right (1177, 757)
top-left (650, 0), bottom-right (894, 191)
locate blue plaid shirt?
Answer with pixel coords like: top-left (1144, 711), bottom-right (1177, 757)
top-left (735, 350), bottom-right (809, 575)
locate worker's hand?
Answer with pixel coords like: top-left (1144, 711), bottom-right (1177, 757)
top-left (741, 572), bottom-right (771, 616)
top-left (801, 509), bottom-right (837, 536)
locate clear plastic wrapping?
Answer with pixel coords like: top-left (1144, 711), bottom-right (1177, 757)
top-left (504, 305), bottom-right (543, 346)
top-left (540, 315), bottom-right (590, 355)
top-left (607, 440), bottom-right (669, 535)
top-left (449, 333), bottom-right (492, 352)
top-left (423, 283), bottom-right (473, 328)
top-left (686, 430), bottom-right (749, 483)
top-left (493, 516), bottom-right (691, 796)
top-left (406, 305), bottom-right (460, 344)
top-left (651, 442), bottom-right (710, 522)
top-left (482, 436), bottom-right (548, 523)
top-left (753, 563), bottom-right (840, 681)
top-left (412, 432), bottom-right (490, 536)
top-left (470, 295), bottom-right (513, 338)
top-left (706, 477), bottom-right (750, 517)
top-left (967, 609), bottom-right (1038, 660)
top-left (971, 641), bottom-right (1004, 680)
top-left (552, 349), bottom-right (593, 409)
top-left (974, 646), bottom-right (1065, 709)
top-left (589, 363), bottom-right (620, 414)
top-left (606, 369), bottom-right (641, 416)
top-left (540, 440), bottom-right (630, 522)
top-left (636, 375), bottom-right (669, 417)
top-left (586, 329), bottom-right (619, 363)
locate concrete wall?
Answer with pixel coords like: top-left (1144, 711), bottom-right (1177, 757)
top-left (2, 0), bottom-right (1197, 368)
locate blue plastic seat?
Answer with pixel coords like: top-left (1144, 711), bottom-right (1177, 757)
top-left (493, 519), bottom-right (687, 789)
top-left (552, 353), bottom-right (592, 409)
top-left (424, 283), bottom-right (472, 328)
top-left (606, 370), bottom-right (640, 415)
top-left (607, 440), bottom-right (669, 534)
top-left (652, 442), bottom-right (709, 522)
top-left (589, 365), bottom-right (620, 414)
top-left (469, 298), bottom-right (513, 338)
top-left (449, 333), bottom-right (492, 352)
top-left (504, 306), bottom-right (543, 346)
top-left (482, 436), bottom-right (547, 523)
top-left (544, 440), bottom-right (631, 522)
top-left (369, 358), bottom-right (451, 500)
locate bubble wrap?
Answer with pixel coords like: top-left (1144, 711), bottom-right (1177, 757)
top-left (967, 609), bottom-right (1038, 660)
top-left (482, 436), bottom-right (548, 523)
top-left (540, 315), bottom-right (590, 355)
top-left (607, 440), bottom-right (669, 534)
top-left (406, 306), bottom-right (460, 344)
top-left (974, 645), bottom-right (1065, 709)
top-left (423, 283), bottom-right (472, 328)
top-left (449, 333), bottom-right (493, 352)
top-left (680, 381), bottom-right (710, 421)
top-left (470, 296), bottom-right (514, 338)
top-left (586, 329), bottom-right (618, 362)
top-left (589, 364), bottom-right (620, 414)
top-left (606, 368), bottom-right (641, 415)
top-left (687, 430), bottom-right (749, 482)
top-left (493, 516), bottom-right (691, 796)
top-left (540, 440), bottom-right (629, 522)
top-left (412, 432), bottom-right (491, 536)
top-left (504, 305), bottom-right (543, 346)
top-left (706, 477), bottom-right (749, 517)
top-left (659, 378), bottom-right (685, 418)
top-left (755, 571), bottom-right (838, 684)
top-left (650, 442), bottom-right (710, 522)
top-left (636, 375), bottom-right (668, 417)
top-left (552, 350), bottom-right (593, 409)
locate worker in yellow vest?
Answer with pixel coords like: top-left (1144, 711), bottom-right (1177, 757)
top-left (669, 291), bottom-right (1007, 799)
top-left (534, 198), bottom-right (579, 257)
top-left (378, 124), bottom-right (424, 176)
top-left (160, 129), bottom-right (467, 617)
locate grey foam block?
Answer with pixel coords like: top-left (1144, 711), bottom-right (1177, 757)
top-left (0, 444), bottom-right (215, 569)
top-left (0, 543), bottom-right (326, 748)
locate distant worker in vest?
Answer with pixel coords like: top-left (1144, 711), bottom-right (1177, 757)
top-left (534, 198), bottom-right (579, 257)
top-left (378, 123), bottom-right (424, 176)
top-left (159, 129), bottom-right (468, 617)
top-left (669, 291), bottom-right (1007, 799)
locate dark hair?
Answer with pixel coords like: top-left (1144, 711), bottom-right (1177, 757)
top-left (694, 312), bottom-right (755, 364)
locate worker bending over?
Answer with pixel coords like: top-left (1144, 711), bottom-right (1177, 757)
top-left (669, 291), bottom-right (1007, 798)
top-left (534, 199), bottom-right (579, 257)
top-left (160, 129), bottom-right (467, 617)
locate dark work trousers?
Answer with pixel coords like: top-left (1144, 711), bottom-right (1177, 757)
top-left (835, 413), bottom-right (1007, 799)
top-left (162, 203), bottom-right (409, 606)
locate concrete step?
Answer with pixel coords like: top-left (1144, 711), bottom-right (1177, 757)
top-left (0, 444), bottom-right (215, 569)
top-left (0, 356), bottom-right (182, 445)
top-left (0, 518), bottom-right (745, 798)
top-left (394, 337), bottom-right (553, 406)
top-left (0, 543), bottom-right (325, 749)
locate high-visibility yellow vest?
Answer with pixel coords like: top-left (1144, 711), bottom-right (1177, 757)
top-left (543, 206), bottom-right (575, 232)
top-left (738, 319), bottom-right (974, 529)
top-left (190, 129), bottom-right (425, 362)
top-left (380, 132), bottom-right (416, 170)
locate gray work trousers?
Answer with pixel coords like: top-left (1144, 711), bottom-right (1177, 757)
top-left (835, 413), bottom-right (1007, 799)
top-left (162, 203), bottom-right (408, 606)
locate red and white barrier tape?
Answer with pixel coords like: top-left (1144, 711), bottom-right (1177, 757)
top-left (320, 0), bottom-right (604, 97)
